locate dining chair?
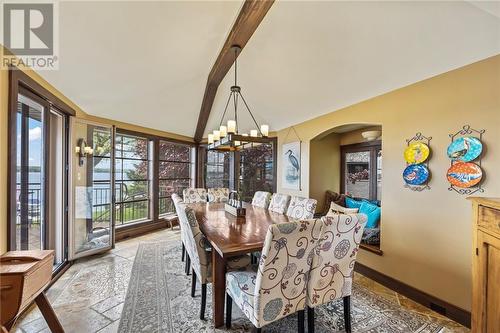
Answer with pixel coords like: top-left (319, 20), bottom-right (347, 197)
top-left (225, 219), bottom-right (323, 332)
top-left (182, 188), bottom-right (208, 203)
top-left (172, 194), bottom-right (189, 274)
top-left (268, 193), bottom-right (291, 214)
top-left (207, 187), bottom-right (230, 203)
top-left (286, 196), bottom-right (317, 220)
top-left (251, 191), bottom-right (272, 209)
top-left (178, 203), bottom-right (252, 320)
top-left (306, 214), bottom-right (367, 333)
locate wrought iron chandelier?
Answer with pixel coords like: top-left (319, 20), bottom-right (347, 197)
top-left (207, 45), bottom-right (271, 151)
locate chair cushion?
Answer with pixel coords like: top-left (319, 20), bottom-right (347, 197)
top-left (359, 201), bottom-right (381, 228)
top-left (326, 202), bottom-right (359, 216)
top-left (286, 196), bottom-right (317, 220)
top-left (226, 265), bottom-right (259, 326)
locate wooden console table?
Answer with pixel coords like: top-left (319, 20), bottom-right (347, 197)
top-left (0, 250), bottom-right (64, 332)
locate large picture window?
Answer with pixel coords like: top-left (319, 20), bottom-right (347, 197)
top-left (205, 150), bottom-right (230, 189)
top-left (115, 132), bottom-right (152, 225)
top-left (238, 143), bottom-right (275, 202)
top-left (158, 140), bottom-right (194, 216)
top-left (341, 141), bottom-right (382, 202)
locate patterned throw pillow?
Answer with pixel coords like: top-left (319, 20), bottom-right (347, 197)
top-left (326, 202), bottom-right (359, 216)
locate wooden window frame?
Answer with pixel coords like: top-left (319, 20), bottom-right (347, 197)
top-left (340, 140), bottom-right (382, 202)
top-left (7, 67), bottom-right (74, 274)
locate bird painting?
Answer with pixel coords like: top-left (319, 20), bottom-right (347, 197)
top-left (449, 139), bottom-right (470, 160)
top-left (283, 142), bottom-right (301, 189)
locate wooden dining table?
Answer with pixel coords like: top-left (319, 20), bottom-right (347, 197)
top-left (188, 202), bottom-right (291, 328)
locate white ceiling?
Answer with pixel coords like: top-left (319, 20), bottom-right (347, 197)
top-left (37, 1), bottom-right (500, 138)
top-left (206, 0), bottom-right (500, 136)
top-left (40, 1), bottom-right (243, 137)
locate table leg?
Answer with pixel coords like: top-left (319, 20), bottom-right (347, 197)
top-left (212, 250), bottom-right (226, 328)
top-left (35, 293), bottom-right (64, 333)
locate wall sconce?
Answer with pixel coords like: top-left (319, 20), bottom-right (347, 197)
top-left (76, 138), bottom-right (93, 166)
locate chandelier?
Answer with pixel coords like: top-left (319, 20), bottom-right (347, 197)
top-left (207, 45), bottom-right (272, 151)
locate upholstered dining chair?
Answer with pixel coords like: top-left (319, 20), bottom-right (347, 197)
top-left (177, 203), bottom-right (252, 320)
top-left (172, 193), bottom-right (190, 275)
top-left (182, 188), bottom-right (208, 203)
top-left (306, 214), bottom-right (367, 333)
top-left (268, 193), bottom-right (291, 214)
top-left (251, 191), bottom-right (272, 209)
top-left (225, 219), bottom-right (323, 333)
top-left (207, 187), bottom-right (230, 203)
top-left (286, 196), bottom-right (317, 220)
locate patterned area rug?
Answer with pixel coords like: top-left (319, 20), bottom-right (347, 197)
top-left (119, 242), bottom-right (444, 333)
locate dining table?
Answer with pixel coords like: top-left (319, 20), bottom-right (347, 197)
top-left (187, 201), bottom-right (292, 328)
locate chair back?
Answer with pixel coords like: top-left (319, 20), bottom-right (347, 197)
top-left (178, 204), bottom-right (211, 283)
top-left (183, 188), bottom-right (208, 203)
top-left (251, 191), bottom-right (272, 209)
top-left (306, 214), bottom-right (367, 308)
top-left (207, 188), bottom-right (230, 203)
top-left (172, 193), bottom-right (185, 241)
top-left (268, 193), bottom-right (291, 214)
top-left (286, 196), bottom-right (317, 219)
top-left (252, 219), bottom-right (323, 326)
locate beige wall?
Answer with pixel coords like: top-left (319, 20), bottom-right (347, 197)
top-left (0, 47), bottom-right (193, 253)
top-left (277, 55), bottom-right (500, 311)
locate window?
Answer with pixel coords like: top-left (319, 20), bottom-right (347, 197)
top-left (158, 140), bottom-right (194, 216)
top-left (238, 143), bottom-right (275, 202)
top-left (115, 132), bottom-right (152, 225)
top-left (205, 150), bottom-right (230, 189)
top-left (341, 142), bottom-right (382, 202)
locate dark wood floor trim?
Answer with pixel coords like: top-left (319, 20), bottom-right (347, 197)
top-left (354, 262), bottom-right (471, 328)
top-left (115, 220), bottom-right (176, 242)
top-left (193, 0), bottom-right (275, 142)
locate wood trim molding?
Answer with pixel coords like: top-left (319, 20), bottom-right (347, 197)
top-left (194, 0), bottom-right (275, 143)
top-left (354, 262), bottom-right (471, 328)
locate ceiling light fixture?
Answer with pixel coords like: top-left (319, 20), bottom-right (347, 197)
top-left (208, 45), bottom-right (272, 151)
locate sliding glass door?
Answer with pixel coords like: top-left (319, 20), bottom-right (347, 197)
top-left (14, 88), bottom-right (68, 269)
top-left (69, 119), bottom-right (115, 259)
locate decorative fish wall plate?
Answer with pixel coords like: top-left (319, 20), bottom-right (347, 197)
top-left (446, 162), bottom-right (483, 188)
top-left (404, 142), bottom-right (430, 164)
top-left (447, 136), bottom-right (482, 162)
top-left (403, 164), bottom-right (429, 185)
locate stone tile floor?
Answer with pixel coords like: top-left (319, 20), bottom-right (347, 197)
top-left (13, 228), bottom-right (469, 333)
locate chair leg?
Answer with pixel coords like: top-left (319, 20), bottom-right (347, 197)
top-left (307, 306), bottom-right (315, 333)
top-left (297, 309), bottom-right (305, 333)
top-left (225, 293), bottom-right (232, 329)
top-left (185, 255), bottom-right (191, 275)
top-left (181, 243), bottom-right (185, 262)
top-left (200, 284), bottom-right (207, 320)
top-left (191, 269), bottom-right (197, 297)
top-left (343, 296), bottom-right (352, 333)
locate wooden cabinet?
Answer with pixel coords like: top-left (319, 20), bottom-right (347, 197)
top-left (470, 198), bottom-right (500, 333)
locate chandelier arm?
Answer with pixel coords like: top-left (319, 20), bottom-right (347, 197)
top-left (239, 92), bottom-right (263, 136)
top-left (219, 91), bottom-right (233, 127)
top-left (233, 90), bottom-right (238, 133)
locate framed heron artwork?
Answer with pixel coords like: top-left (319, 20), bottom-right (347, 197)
top-left (282, 141), bottom-right (301, 190)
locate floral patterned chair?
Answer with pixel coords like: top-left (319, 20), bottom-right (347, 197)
top-left (225, 219), bottom-right (323, 332)
top-left (182, 188), bottom-right (208, 203)
top-left (306, 214), bottom-right (367, 333)
top-left (177, 203), bottom-right (251, 320)
top-left (286, 196), bottom-right (317, 220)
top-left (207, 187), bottom-right (230, 203)
top-left (268, 193), bottom-right (291, 214)
top-left (251, 191), bottom-right (272, 209)
top-left (172, 194), bottom-right (190, 275)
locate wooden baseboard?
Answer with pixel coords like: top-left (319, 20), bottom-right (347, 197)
top-left (115, 220), bottom-right (170, 242)
top-left (354, 262), bottom-right (471, 328)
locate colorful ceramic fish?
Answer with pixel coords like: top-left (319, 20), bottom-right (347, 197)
top-left (446, 162), bottom-right (483, 188)
top-left (403, 164), bottom-right (429, 185)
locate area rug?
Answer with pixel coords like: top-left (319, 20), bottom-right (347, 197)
top-left (119, 242), bottom-right (444, 333)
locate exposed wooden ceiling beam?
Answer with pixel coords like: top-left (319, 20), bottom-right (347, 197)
top-left (194, 0), bottom-right (274, 143)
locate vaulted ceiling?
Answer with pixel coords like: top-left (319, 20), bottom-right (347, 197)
top-left (40, 1), bottom-right (500, 138)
